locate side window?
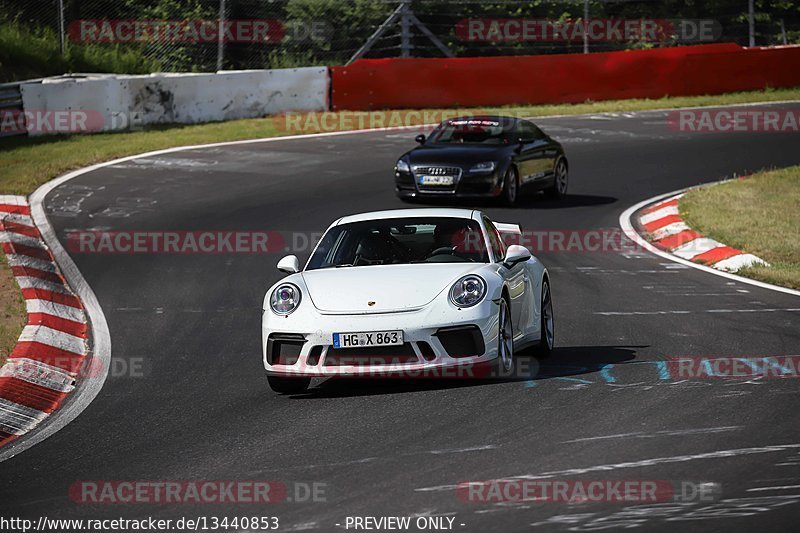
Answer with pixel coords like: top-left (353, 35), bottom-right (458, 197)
top-left (517, 122), bottom-right (535, 141)
top-left (519, 120), bottom-right (547, 140)
top-left (483, 218), bottom-right (506, 261)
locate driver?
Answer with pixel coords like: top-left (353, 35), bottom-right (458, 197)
top-left (354, 231), bottom-right (395, 265)
top-left (427, 221), bottom-right (482, 258)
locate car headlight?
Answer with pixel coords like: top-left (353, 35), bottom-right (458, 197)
top-left (469, 161), bottom-right (496, 174)
top-left (270, 283), bottom-right (302, 315)
top-left (449, 275), bottom-right (487, 308)
top-left (396, 159), bottom-right (410, 173)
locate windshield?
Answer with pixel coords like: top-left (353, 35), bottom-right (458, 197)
top-left (427, 118), bottom-right (516, 145)
top-left (306, 217), bottom-right (489, 270)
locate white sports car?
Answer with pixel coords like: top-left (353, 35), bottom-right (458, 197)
top-left (261, 208), bottom-right (554, 393)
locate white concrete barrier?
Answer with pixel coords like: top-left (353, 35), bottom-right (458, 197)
top-left (18, 76), bottom-right (132, 135)
top-left (18, 68), bottom-right (328, 136)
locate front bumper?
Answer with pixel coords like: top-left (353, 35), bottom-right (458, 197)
top-left (262, 299), bottom-right (501, 378)
top-left (395, 169), bottom-right (502, 198)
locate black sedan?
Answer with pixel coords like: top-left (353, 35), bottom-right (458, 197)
top-left (394, 116), bottom-right (568, 205)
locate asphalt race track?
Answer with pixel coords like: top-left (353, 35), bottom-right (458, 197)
top-left (2, 104), bottom-right (800, 532)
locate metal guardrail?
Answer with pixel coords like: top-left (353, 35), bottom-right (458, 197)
top-left (0, 81), bottom-right (26, 138)
top-left (0, 82), bottom-right (23, 110)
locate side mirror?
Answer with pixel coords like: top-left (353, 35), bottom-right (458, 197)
top-left (515, 137), bottom-right (532, 153)
top-left (415, 134), bottom-right (426, 144)
top-left (503, 245), bottom-right (532, 267)
top-left (277, 255), bottom-right (300, 274)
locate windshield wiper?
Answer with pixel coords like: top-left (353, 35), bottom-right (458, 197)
top-left (315, 263), bottom-right (354, 270)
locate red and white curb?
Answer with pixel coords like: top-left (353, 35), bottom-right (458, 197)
top-left (0, 196), bottom-right (88, 448)
top-left (620, 185), bottom-right (799, 298)
top-left (637, 193), bottom-right (769, 273)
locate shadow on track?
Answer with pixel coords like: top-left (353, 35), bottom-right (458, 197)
top-left (516, 193), bottom-right (617, 209)
top-left (285, 345), bottom-right (641, 399)
top-left (402, 193), bottom-right (617, 210)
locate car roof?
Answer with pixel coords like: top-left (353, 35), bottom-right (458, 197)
top-left (335, 208), bottom-right (481, 225)
top-left (444, 115), bottom-right (521, 125)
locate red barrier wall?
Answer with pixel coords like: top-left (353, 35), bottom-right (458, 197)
top-left (330, 44), bottom-right (800, 111)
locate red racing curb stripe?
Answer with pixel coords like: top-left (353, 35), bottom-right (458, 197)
top-left (11, 265), bottom-right (65, 285)
top-left (0, 204), bottom-right (31, 215)
top-left (10, 342), bottom-right (85, 373)
top-left (636, 189), bottom-right (771, 277)
top-left (642, 198), bottom-right (679, 215)
top-left (0, 378), bottom-right (68, 413)
top-left (27, 313), bottom-right (88, 338)
top-left (0, 221), bottom-right (40, 238)
top-left (2, 242), bottom-right (51, 261)
top-left (1, 196), bottom-right (88, 448)
top-left (21, 288), bottom-right (83, 309)
top-left (643, 214), bottom-right (683, 233)
top-left (0, 431), bottom-right (16, 445)
top-left (692, 246), bottom-right (742, 265)
top-left (654, 230), bottom-right (703, 250)
top-left (1, 196), bottom-right (93, 450)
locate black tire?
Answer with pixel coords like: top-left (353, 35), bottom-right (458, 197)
top-left (501, 166), bottom-right (519, 206)
top-left (545, 159), bottom-right (568, 200)
top-left (535, 279), bottom-right (555, 357)
top-left (267, 374), bottom-right (311, 394)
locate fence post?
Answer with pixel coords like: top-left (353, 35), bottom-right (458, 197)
top-left (583, 0), bottom-right (589, 54)
top-left (217, 0), bottom-right (226, 71)
top-left (748, 0), bottom-right (755, 47)
top-left (58, 0), bottom-right (66, 55)
top-left (400, 0), bottom-right (411, 58)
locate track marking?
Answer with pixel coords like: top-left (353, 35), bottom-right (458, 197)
top-left (748, 485), bottom-right (800, 492)
top-left (416, 444), bottom-right (800, 492)
top-left (596, 308), bottom-right (800, 316)
top-left (562, 426), bottom-right (741, 443)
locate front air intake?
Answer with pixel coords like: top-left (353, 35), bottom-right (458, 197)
top-left (267, 333), bottom-right (306, 365)
top-left (434, 325), bottom-right (485, 358)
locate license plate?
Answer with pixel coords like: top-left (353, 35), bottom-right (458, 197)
top-left (333, 330), bottom-right (403, 349)
top-left (419, 175), bottom-right (454, 186)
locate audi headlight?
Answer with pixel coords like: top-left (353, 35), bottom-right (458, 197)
top-left (270, 283), bottom-right (302, 315)
top-left (449, 275), bottom-right (487, 308)
top-left (469, 161), bottom-right (496, 174)
top-left (396, 159), bottom-right (411, 173)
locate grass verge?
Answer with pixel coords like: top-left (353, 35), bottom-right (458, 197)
top-left (0, 256), bottom-right (26, 367)
top-left (681, 166), bottom-right (800, 290)
top-left (0, 86), bottom-right (799, 362)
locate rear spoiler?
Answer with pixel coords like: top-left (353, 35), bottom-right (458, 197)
top-left (494, 222), bottom-right (522, 238)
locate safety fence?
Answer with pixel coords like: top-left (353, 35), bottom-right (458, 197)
top-left (330, 43), bottom-right (800, 110)
top-left (2, 0), bottom-right (798, 75)
top-left (3, 43), bottom-right (800, 137)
